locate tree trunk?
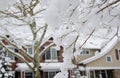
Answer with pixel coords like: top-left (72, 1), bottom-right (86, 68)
top-left (34, 68), bottom-right (41, 78)
top-left (34, 52), bottom-right (41, 78)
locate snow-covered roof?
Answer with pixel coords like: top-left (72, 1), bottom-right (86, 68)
top-left (0, 28), bottom-right (7, 35)
top-left (82, 36), bottom-right (107, 49)
top-left (80, 36), bottom-right (118, 64)
top-left (82, 28), bottom-right (117, 49)
top-left (16, 62), bottom-right (62, 71)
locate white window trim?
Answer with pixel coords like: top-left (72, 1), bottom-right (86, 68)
top-left (45, 46), bottom-right (58, 62)
top-left (106, 55), bottom-right (112, 63)
top-left (24, 71), bottom-right (34, 78)
top-left (6, 46), bottom-right (15, 62)
top-left (43, 71), bottom-right (59, 78)
top-left (80, 50), bottom-right (90, 55)
top-left (26, 45), bottom-right (34, 56)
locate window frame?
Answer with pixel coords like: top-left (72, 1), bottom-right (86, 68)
top-left (43, 71), bottom-right (59, 78)
top-left (26, 45), bottom-right (34, 55)
top-left (25, 71), bottom-right (34, 78)
top-left (106, 55), bottom-right (112, 63)
top-left (45, 46), bottom-right (58, 62)
top-left (6, 46), bottom-right (15, 62)
top-left (0, 45), bottom-right (4, 57)
top-left (80, 50), bottom-right (90, 55)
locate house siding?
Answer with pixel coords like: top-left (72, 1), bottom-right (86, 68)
top-left (75, 41), bottom-right (120, 78)
top-left (76, 49), bottom-right (97, 63)
top-left (86, 41), bottom-right (120, 67)
top-left (114, 70), bottom-right (120, 78)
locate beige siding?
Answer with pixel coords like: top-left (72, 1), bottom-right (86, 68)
top-left (86, 41), bottom-right (120, 67)
top-left (76, 49), bottom-right (97, 63)
top-left (114, 70), bottom-right (120, 78)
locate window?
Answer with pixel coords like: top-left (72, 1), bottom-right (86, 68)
top-left (80, 50), bottom-right (90, 55)
top-left (7, 47), bottom-right (15, 61)
top-left (0, 45), bottom-right (3, 57)
top-left (116, 49), bottom-right (120, 60)
top-left (7, 52), bottom-right (15, 60)
top-left (25, 72), bottom-right (34, 78)
top-left (43, 71), bottom-right (59, 78)
top-left (26, 46), bottom-right (33, 55)
top-left (45, 47), bottom-right (58, 62)
top-left (106, 55), bottom-right (112, 62)
top-left (80, 71), bottom-right (86, 76)
top-left (0, 45), bottom-right (17, 61)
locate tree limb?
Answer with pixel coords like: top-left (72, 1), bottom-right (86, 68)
top-left (0, 36), bottom-right (34, 63)
top-left (0, 42), bottom-right (33, 72)
top-left (39, 43), bottom-right (55, 56)
top-left (97, 0), bottom-right (120, 13)
top-left (79, 29), bottom-right (95, 49)
top-left (66, 35), bottom-right (79, 52)
top-left (34, 24), bottom-right (48, 53)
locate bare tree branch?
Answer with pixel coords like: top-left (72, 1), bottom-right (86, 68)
top-left (0, 42), bottom-right (33, 72)
top-left (39, 43), bottom-right (55, 56)
top-left (34, 9), bottom-right (46, 15)
top-left (79, 29), bottom-right (95, 49)
top-left (35, 25), bottom-right (47, 34)
top-left (97, 0), bottom-right (120, 13)
top-left (66, 35), bottom-right (79, 52)
top-left (0, 35), bottom-right (34, 63)
top-left (34, 24), bottom-right (48, 53)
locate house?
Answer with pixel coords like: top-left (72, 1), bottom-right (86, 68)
top-left (74, 35), bottom-right (120, 78)
top-left (1, 28), bottom-right (120, 78)
top-left (0, 36), bottom-right (64, 78)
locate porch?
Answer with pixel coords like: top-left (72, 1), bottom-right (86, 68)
top-left (89, 70), bottom-right (113, 78)
top-left (87, 69), bottom-right (120, 78)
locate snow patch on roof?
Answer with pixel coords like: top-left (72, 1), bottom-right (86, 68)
top-left (82, 36), bottom-right (107, 49)
top-left (16, 63), bottom-right (62, 71)
top-left (82, 28), bottom-right (117, 49)
top-left (80, 36), bottom-right (118, 64)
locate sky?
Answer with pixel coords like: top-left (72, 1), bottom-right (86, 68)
top-left (0, 0), bottom-right (16, 10)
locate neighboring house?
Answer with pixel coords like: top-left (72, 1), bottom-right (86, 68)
top-left (1, 36), bottom-right (64, 78)
top-left (75, 36), bottom-right (120, 78)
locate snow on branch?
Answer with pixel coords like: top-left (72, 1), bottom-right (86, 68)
top-left (0, 35), bottom-right (34, 63)
top-left (66, 35), bottom-right (79, 52)
top-left (34, 24), bottom-right (48, 53)
top-left (79, 29), bottom-right (95, 49)
top-left (39, 42), bottom-right (55, 56)
top-left (97, 0), bottom-right (120, 13)
top-left (0, 42), bottom-right (33, 71)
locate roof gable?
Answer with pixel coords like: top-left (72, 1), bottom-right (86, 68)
top-left (79, 36), bottom-right (118, 64)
